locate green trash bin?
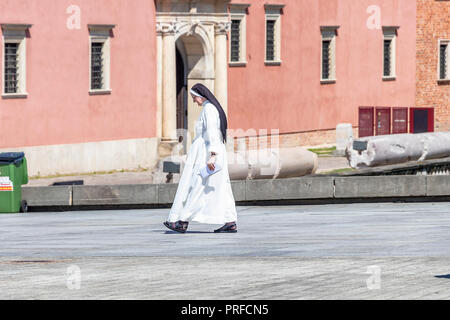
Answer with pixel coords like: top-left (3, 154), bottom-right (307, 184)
top-left (0, 152), bottom-right (28, 213)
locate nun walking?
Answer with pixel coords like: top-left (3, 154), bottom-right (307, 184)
top-left (163, 83), bottom-right (238, 233)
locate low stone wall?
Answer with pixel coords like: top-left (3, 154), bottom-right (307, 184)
top-left (22, 175), bottom-right (450, 208)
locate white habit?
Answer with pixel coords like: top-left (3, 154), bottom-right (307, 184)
top-left (167, 100), bottom-right (237, 224)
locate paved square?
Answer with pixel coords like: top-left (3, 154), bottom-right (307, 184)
top-left (0, 202), bottom-right (449, 299)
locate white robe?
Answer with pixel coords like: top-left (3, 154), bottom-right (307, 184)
top-left (167, 100), bottom-right (237, 224)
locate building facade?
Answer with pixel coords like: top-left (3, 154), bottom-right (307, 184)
top-left (0, 0), bottom-right (420, 176)
top-left (416, 0), bottom-right (450, 132)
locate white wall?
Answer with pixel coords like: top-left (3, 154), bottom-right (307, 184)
top-left (0, 138), bottom-right (159, 177)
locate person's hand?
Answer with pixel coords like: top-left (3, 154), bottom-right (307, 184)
top-left (207, 155), bottom-right (216, 171)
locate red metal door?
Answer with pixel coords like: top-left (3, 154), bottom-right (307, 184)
top-left (375, 107), bottom-right (391, 135)
top-left (358, 107), bottom-right (374, 137)
top-left (392, 107), bottom-right (408, 134)
top-left (410, 107), bottom-right (434, 133)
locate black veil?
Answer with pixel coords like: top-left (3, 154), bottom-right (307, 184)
top-left (191, 83), bottom-right (228, 144)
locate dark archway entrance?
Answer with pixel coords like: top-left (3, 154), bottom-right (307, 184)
top-left (176, 48), bottom-right (187, 134)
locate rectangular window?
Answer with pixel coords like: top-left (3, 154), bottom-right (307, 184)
top-left (440, 44), bottom-right (447, 80)
top-left (91, 42), bottom-right (104, 90)
top-left (88, 24), bottom-right (115, 95)
top-left (229, 4), bottom-right (250, 66)
top-left (438, 40), bottom-right (449, 81)
top-left (320, 26), bottom-right (338, 83)
top-left (230, 19), bottom-right (241, 62)
top-left (264, 4), bottom-right (284, 66)
top-left (383, 39), bottom-right (392, 77)
top-left (382, 27), bottom-right (398, 80)
top-left (266, 20), bottom-right (275, 61)
top-left (4, 43), bottom-right (19, 93)
top-left (322, 40), bottom-right (331, 80)
top-left (1, 24), bottom-right (31, 98)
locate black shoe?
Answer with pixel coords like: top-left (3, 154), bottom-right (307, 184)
top-left (163, 220), bottom-right (188, 233)
top-left (214, 222), bottom-right (237, 233)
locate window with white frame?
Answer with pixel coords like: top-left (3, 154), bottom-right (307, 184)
top-left (264, 4), bottom-right (284, 65)
top-left (320, 26), bottom-right (338, 83)
top-left (382, 26), bottom-right (398, 80)
top-left (229, 3), bottom-right (250, 66)
top-left (1, 24), bottom-right (32, 98)
top-left (438, 40), bottom-right (449, 82)
top-left (88, 24), bottom-right (115, 94)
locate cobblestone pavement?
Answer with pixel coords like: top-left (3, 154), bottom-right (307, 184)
top-left (0, 202), bottom-right (449, 299)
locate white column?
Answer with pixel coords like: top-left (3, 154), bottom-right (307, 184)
top-left (214, 22), bottom-right (230, 115)
top-left (161, 22), bottom-right (178, 141)
top-left (156, 23), bottom-right (163, 139)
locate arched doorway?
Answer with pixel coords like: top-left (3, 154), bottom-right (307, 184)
top-left (174, 32), bottom-right (214, 153)
top-left (156, 17), bottom-right (229, 160)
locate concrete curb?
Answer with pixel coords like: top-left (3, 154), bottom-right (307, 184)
top-left (21, 175), bottom-right (450, 209)
top-left (334, 176), bottom-right (427, 198)
top-left (22, 186), bottom-right (72, 207)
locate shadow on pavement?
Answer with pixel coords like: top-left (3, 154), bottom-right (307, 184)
top-left (164, 231), bottom-right (214, 234)
top-left (434, 274), bottom-right (450, 279)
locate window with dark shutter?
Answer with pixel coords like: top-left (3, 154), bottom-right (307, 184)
top-left (322, 40), bottom-right (331, 80)
top-left (4, 43), bottom-right (19, 94)
top-left (381, 27), bottom-right (398, 80)
top-left (384, 39), bottom-right (392, 77)
top-left (440, 44), bottom-right (447, 80)
top-left (230, 19), bottom-right (241, 62)
top-left (91, 42), bottom-right (104, 90)
top-left (320, 26), bottom-right (338, 82)
top-left (266, 20), bottom-right (275, 61)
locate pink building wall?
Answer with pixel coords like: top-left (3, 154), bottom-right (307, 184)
top-left (227, 0), bottom-right (416, 137)
top-left (0, 0), bottom-right (157, 149)
top-left (0, 0), bottom-right (417, 150)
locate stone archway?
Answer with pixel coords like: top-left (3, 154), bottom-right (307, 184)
top-left (155, 0), bottom-right (230, 158)
top-left (175, 30), bottom-right (215, 152)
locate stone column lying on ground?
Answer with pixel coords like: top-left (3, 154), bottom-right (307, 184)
top-left (346, 132), bottom-right (450, 168)
top-left (228, 146), bottom-right (318, 180)
top-left (154, 146), bottom-right (318, 183)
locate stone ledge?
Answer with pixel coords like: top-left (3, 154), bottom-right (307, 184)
top-left (72, 184), bottom-right (158, 205)
top-left (245, 177), bottom-right (334, 200)
top-left (334, 176), bottom-right (427, 198)
top-left (426, 176), bottom-right (450, 196)
top-left (22, 186), bottom-right (72, 206)
top-left (22, 175), bottom-right (450, 208)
